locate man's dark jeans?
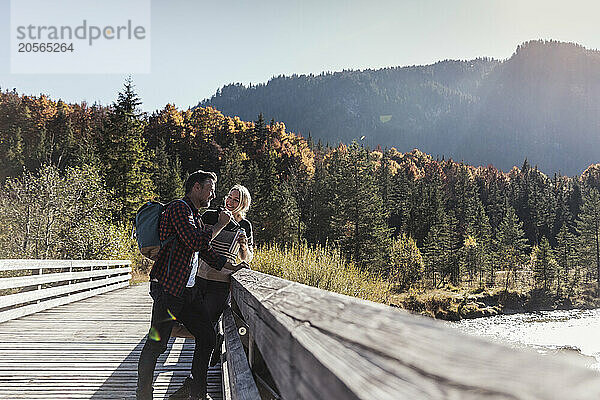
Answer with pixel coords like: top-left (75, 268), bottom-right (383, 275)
top-left (136, 281), bottom-right (214, 399)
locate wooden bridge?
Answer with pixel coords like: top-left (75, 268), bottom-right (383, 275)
top-left (0, 259), bottom-right (600, 399)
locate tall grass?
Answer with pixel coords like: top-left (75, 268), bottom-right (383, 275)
top-left (252, 242), bottom-right (392, 304)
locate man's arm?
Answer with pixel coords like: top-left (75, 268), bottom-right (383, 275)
top-left (223, 261), bottom-right (250, 272)
top-left (170, 201), bottom-right (226, 271)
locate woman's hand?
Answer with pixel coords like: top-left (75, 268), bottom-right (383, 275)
top-left (237, 231), bottom-right (248, 250)
top-left (237, 230), bottom-right (253, 262)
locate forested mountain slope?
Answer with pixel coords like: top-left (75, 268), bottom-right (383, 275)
top-left (201, 40), bottom-right (600, 175)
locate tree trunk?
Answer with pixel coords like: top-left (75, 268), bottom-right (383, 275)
top-left (22, 204), bottom-right (31, 255)
top-left (44, 211), bottom-right (55, 259)
top-left (596, 229), bottom-right (599, 294)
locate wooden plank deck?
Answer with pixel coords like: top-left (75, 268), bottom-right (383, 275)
top-left (0, 282), bottom-right (223, 399)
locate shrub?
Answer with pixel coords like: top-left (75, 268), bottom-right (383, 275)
top-left (0, 164), bottom-right (122, 260)
top-left (252, 242), bottom-right (391, 304)
top-left (390, 234), bottom-right (424, 289)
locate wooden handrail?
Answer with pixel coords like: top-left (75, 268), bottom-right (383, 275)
top-left (221, 306), bottom-right (261, 400)
top-left (0, 259), bottom-right (131, 271)
top-left (0, 259), bottom-right (131, 323)
top-left (0, 267), bottom-right (131, 290)
top-left (230, 269), bottom-right (600, 400)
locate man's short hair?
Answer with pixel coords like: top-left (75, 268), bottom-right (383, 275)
top-left (185, 170), bottom-right (217, 194)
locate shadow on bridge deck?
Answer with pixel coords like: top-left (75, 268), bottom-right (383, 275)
top-left (0, 282), bottom-right (222, 399)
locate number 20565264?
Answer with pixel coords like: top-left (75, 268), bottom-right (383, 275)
top-left (18, 43), bottom-right (74, 52)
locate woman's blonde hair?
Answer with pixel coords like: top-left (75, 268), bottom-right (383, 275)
top-left (229, 184), bottom-right (251, 219)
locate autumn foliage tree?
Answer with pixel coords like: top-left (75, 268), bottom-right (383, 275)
top-left (2, 81), bottom-right (600, 300)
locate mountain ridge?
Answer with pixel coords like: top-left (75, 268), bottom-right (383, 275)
top-left (200, 40), bottom-right (600, 175)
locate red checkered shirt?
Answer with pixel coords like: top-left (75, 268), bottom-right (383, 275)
top-left (150, 197), bottom-right (226, 297)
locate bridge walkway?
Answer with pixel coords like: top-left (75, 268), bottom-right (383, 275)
top-left (0, 282), bottom-right (222, 399)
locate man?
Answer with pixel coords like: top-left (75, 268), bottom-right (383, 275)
top-left (137, 170), bottom-right (247, 400)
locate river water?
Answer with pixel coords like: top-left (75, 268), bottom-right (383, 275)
top-left (448, 308), bottom-right (600, 370)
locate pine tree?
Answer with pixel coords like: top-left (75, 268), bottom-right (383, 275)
top-left (422, 223), bottom-right (442, 287)
top-left (578, 188), bottom-right (600, 292)
top-left (330, 143), bottom-right (391, 272)
top-left (532, 236), bottom-right (556, 291)
top-left (552, 174), bottom-right (568, 243)
top-left (152, 138), bottom-right (183, 202)
top-left (286, 163), bottom-right (310, 244)
top-left (569, 180), bottom-right (584, 221)
top-left (216, 138), bottom-right (244, 203)
top-left (449, 163), bottom-right (478, 236)
top-left (511, 163), bottom-right (555, 247)
top-left (409, 163), bottom-right (444, 245)
top-left (247, 142), bottom-right (302, 244)
top-left (303, 156), bottom-right (335, 244)
top-left (376, 149), bottom-right (392, 221)
top-left (1, 126), bottom-right (24, 180)
top-left (266, 181), bottom-right (301, 244)
top-left (484, 185), bottom-right (508, 287)
top-left (465, 201), bottom-right (493, 286)
top-left (485, 177), bottom-right (507, 234)
top-left (422, 209), bottom-right (460, 286)
top-left (496, 203), bottom-right (529, 291)
top-left (462, 234), bottom-right (479, 284)
top-left (441, 211), bottom-right (462, 285)
top-left (100, 78), bottom-right (154, 220)
top-left (388, 168), bottom-right (411, 235)
top-left (488, 235), bottom-right (502, 287)
top-left (253, 113), bottom-right (268, 147)
top-left (555, 223), bottom-right (578, 295)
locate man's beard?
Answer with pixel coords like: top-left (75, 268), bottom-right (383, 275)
top-left (199, 198), bottom-right (211, 208)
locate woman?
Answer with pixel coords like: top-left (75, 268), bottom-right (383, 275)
top-left (198, 184), bottom-right (253, 354)
top-left (200, 183), bottom-right (253, 267)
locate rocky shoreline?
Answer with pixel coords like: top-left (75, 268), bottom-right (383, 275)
top-left (393, 287), bottom-right (600, 321)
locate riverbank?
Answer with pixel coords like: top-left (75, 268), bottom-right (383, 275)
top-left (391, 285), bottom-right (600, 321)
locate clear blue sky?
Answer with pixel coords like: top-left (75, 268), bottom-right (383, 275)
top-left (1, 0), bottom-right (599, 112)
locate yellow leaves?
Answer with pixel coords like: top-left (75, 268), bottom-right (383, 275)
top-left (464, 235), bottom-right (478, 248)
top-left (157, 104), bottom-right (184, 126)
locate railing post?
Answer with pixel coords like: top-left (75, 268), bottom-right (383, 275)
top-left (36, 266), bottom-right (43, 303)
top-left (68, 261), bottom-right (72, 296)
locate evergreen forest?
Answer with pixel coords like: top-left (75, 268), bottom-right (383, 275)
top-left (2, 78), bottom-right (600, 304)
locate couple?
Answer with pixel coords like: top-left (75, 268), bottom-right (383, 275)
top-left (136, 170), bottom-right (253, 400)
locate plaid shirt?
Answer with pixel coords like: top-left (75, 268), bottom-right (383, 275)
top-left (149, 197), bottom-right (226, 297)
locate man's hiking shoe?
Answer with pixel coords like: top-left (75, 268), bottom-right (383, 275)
top-left (209, 333), bottom-right (224, 367)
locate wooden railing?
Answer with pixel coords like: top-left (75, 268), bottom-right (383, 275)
top-left (0, 259), bottom-right (131, 323)
top-left (221, 306), bottom-right (261, 400)
top-left (2, 260), bottom-right (598, 399)
top-left (228, 269), bottom-right (600, 400)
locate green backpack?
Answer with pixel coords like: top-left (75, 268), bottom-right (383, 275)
top-left (134, 200), bottom-right (181, 260)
